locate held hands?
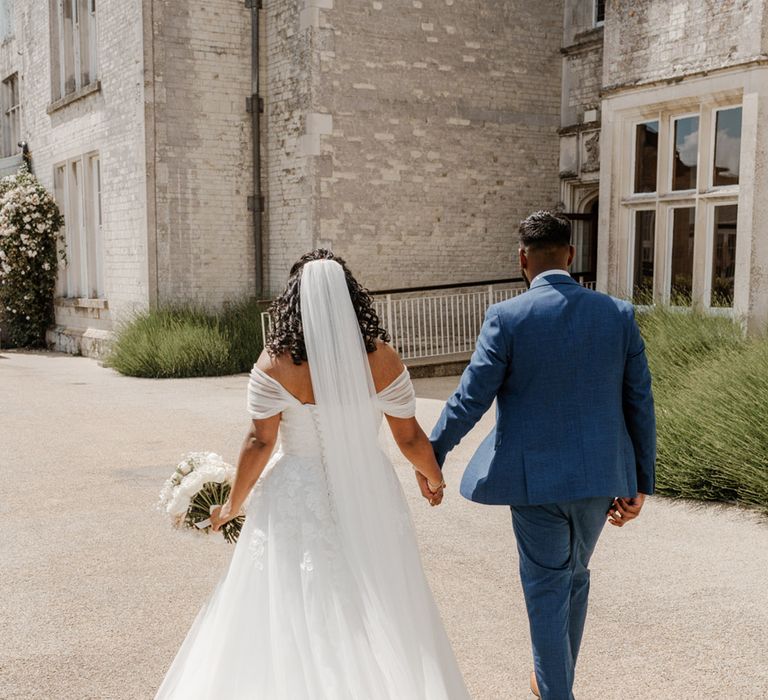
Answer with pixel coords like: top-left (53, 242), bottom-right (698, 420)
top-left (607, 493), bottom-right (647, 527)
top-left (415, 471), bottom-right (445, 507)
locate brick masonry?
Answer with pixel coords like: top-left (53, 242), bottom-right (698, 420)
top-left (145, 0), bottom-right (257, 307)
top-left (305, 0), bottom-right (564, 292)
top-left (603, 0), bottom-right (767, 91)
top-left (2, 0), bottom-right (767, 355)
top-left (0, 0), bottom-right (149, 349)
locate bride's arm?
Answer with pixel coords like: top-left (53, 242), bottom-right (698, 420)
top-left (386, 415), bottom-right (446, 504)
top-left (370, 342), bottom-right (445, 505)
top-left (211, 414), bottom-right (280, 530)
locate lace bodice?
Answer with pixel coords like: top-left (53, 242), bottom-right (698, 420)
top-left (246, 366), bottom-right (416, 459)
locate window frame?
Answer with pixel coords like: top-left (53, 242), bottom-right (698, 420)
top-left (669, 112), bottom-right (701, 194)
top-left (51, 0), bottom-right (98, 102)
top-left (703, 199), bottom-right (739, 310)
top-left (594, 0), bottom-right (605, 27)
top-left (665, 203), bottom-right (697, 307)
top-left (631, 118), bottom-right (661, 196)
top-left (627, 208), bottom-right (657, 304)
top-left (1, 72), bottom-right (20, 158)
top-left (622, 101), bottom-right (742, 311)
top-left (709, 105), bottom-right (742, 191)
top-left (53, 151), bottom-right (105, 300)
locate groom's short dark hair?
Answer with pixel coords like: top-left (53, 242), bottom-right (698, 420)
top-left (519, 211), bottom-right (571, 250)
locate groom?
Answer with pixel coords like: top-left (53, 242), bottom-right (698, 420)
top-left (429, 211), bottom-right (656, 700)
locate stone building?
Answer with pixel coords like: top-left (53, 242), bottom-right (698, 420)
top-left (0, 0), bottom-right (766, 356)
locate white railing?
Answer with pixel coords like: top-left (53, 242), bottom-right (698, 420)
top-left (261, 278), bottom-right (597, 362)
top-left (371, 285), bottom-right (527, 361)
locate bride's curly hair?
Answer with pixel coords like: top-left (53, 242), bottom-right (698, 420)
top-left (265, 249), bottom-right (390, 364)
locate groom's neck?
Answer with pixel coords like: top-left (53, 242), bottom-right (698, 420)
top-left (523, 257), bottom-right (570, 284)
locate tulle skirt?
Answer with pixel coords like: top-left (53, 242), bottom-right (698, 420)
top-left (155, 452), bottom-right (470, 700)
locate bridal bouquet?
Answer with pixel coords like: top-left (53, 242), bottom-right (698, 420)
top-left (157, 452), bottom-right (244, 544)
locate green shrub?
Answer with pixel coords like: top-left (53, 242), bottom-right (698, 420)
top-left (654, 339), bottom-right (768, 513)
top-left (635, 305), bottom-right (767, 514)
top-left (637, 305), bottom-right (746, 393)
top-left (0, 169), bottom-right (65, 347)
top-left (106, 300), bottom-right (266, 378)
top-left (219, 297), bottom-right (266, 373)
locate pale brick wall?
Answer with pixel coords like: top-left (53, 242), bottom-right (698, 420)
top-left (0, 0), bottom-right (149, 327)
top-left (559, 1), bottom-right (603, 200)
top-left (603, 0), bottom-right (767, 90)
top-left (562, 40), bottom-right (603, 128)
top-left (146, 0), bottom-right (257, 307)
top-left (562, 0), bottom-right (603, 130)
top-left (293, 0), bottom-right (564, 292)
top-left (261, 0), bottom-right (316, 295)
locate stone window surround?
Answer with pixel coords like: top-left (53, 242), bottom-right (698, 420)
top-left (594, 0), bottom-right (605, 28)
top-left (597, 66), bottom-right (765, 326)
top-left (2, 71), bottom-right (20, 158)
top-left (622, 102), bottom-right (740, 311)
top-left (55, 296), bottom-right (107, 309)
top-left (54, 150), bottom-right (104, 301)
top-left (49, 0), bottom-right (99, 106)
top-left (46, 79), bottom-right (100, 115)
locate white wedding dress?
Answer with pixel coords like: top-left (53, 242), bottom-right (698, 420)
top-left (156, 261), bottom-right (470, 700)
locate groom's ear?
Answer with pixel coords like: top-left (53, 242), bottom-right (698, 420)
top-left (567, 245), bottom-right (576, 267)
top-left (519, 247), bottom-right (527, 270)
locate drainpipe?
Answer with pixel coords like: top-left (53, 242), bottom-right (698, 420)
top-left (246, 0), bottom-right (264, 297)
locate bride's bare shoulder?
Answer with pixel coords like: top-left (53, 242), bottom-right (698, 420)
top-left (368, 340), bottom-right (406, 392)
top-left (254, 349), bottom-right (303, 379)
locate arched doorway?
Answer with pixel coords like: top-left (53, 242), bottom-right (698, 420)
top-left (564, 197), bottom-right (599, 286)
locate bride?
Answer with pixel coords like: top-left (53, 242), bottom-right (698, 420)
top-left (155, 250), bottom-right (470, 699)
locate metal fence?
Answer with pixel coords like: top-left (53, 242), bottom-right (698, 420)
top-left (261, 277), bottom-right (598, 363)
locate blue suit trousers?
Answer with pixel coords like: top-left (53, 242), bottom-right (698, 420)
top-left (511, 497), bottom-right (612, 700)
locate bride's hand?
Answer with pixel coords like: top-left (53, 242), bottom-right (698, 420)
top-left (210, 502), bottom-right (237, 531)
top-left (426, 478), bottom-right (445, 507)
top-left (415, 472), bottom-right (444, 506)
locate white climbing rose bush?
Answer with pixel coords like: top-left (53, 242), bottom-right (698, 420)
top-left (0, 169), bottom-right (64, 347)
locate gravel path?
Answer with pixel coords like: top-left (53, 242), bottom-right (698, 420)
top-left (2, 350), bottom-right (767, 699)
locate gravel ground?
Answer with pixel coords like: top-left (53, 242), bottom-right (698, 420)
top-left (1, 350), bottom-right (767, 699)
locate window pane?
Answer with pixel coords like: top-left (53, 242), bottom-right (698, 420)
top-left (595, 0), bottom-right (605, 24)
top-left (54, 165), bottom-right (68, 297)
top-left (672, 116), bottom-right (699, 191)
top-left (78, 0), bottom-right (90, 86)
top-left (62, 0), bottom-right (76, 95)
top-left (711, 205), bottom-right (738, 307)
top-left (670, 207), bottom-right (695, 305)
top-left (713, 107), bottom-right (742, 187)
top-left (633, 210), bottom-right (655, 303)
top-left (634, 121), bottom-right (658, 193)
top-left (0, 0), bottom-right (13, 40)
top-left (70, 159), bottom-right (85, 296)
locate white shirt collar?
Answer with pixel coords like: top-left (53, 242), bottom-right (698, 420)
top-left (531, 269), bottom-right (572, 286)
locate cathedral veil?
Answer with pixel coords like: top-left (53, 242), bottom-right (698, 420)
top-left (299, 260), bottom-right (461, 698)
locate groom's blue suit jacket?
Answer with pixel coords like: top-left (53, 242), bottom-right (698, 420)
top-left (430, 274), bottom-right (656, 506)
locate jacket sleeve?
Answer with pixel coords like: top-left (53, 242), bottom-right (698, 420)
top-left (622, 307), bottom-right (657, 494)
top-left (430, 306), bottom-right (510, 467)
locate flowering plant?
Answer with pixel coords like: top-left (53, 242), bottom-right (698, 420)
top-left (157, 452), bottom-right (244, 544)
top-left (0, 168), bottom-right (65, 347)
